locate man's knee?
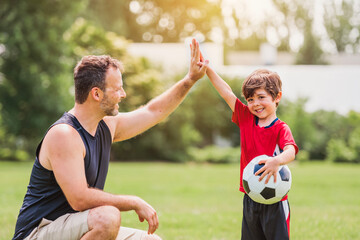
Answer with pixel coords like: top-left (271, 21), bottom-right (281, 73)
top-left (88, 206), bottom-right (121, 234)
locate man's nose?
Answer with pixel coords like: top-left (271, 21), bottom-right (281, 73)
top-left (120, 89), bottom-right (126, 99)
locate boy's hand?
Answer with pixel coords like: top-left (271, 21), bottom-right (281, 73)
top-left (254, 157), bottom-right (281, 184)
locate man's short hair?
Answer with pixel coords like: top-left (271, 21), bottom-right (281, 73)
top-left (73, 55), bottom-right (123, 104)
top-left (242, 69), bottom-right (282, 103)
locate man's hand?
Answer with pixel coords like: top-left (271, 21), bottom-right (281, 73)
top-left (134, 197), bottom-right (159, 234)
top-left (187, 38), bottom-right (208, 82)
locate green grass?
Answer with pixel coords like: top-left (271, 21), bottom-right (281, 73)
top-left (1, 161), bottom-right (359, 239)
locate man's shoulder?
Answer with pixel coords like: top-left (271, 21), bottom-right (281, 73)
top-left (44, 124), bottom-right (83, 151)
top-left (47, 123), bottom-right (79, 138)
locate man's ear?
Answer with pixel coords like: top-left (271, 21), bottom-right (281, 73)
top-left (275, 91), bottom-right (282, 103)
top-left (90, 87), bottom-right (103, 102)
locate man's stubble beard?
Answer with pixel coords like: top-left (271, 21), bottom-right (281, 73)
top-left (100, 94), bottom-right (118, 116)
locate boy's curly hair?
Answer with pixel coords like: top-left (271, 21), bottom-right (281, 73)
top-left (242, 69), bottom-right (282, 106)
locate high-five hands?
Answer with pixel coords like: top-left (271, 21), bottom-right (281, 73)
top-left (188, 38), bottom-right (209, 81)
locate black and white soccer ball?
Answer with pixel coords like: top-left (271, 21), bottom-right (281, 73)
top-left (242, 155), bottom-right (292, 205)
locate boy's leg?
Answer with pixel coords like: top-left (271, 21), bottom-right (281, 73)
top-left (261, 200), bottom-right (290, 240)
top-left (241, 194), bottom-right (266, 240)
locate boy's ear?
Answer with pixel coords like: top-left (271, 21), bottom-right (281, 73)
top-left (275, 91), bottom-right (282, 103)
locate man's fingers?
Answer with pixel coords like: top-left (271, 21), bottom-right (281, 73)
top-left (195, 41), bottom-right (200, 62)
top-left (200, 51), bottom-right (204, 62)
top-left (190, 43), bottom-right (193, 57)
top-left (147, 218), bottom-right (154, 234)
top-left (147, 215), bottom-right (159, 234)
top-left (194, 40), bottom-right (199, 63)
top-left (191, 39), bottom-right (196, 60)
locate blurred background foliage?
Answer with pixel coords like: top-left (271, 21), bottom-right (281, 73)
top-left (0, 0), bottom-right (359, 163)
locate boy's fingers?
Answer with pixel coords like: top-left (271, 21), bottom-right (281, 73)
top-left (255, 165), bottom-right (265, 176)
top-left (265, 174), bottom-right (271, 184)
top-left (200, 60), bottom-right (209, 73)
top-left (200, 51), bottom-right (204, 62)
top-left (258, 160), bottom-right (266, 165)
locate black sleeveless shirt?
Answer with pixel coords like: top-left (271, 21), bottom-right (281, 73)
top-left (13, 112), bottom-right (112, 240)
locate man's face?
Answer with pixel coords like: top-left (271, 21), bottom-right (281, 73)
top-left (100, 67), bottom-right (126, 116)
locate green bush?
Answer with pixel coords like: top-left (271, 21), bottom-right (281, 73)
top-left (187, 145), bottom-right (240, 163)
top-left (326, 139), bottom-right (357, 163)
top-left (296, 150), bottom-right (310, 162)
top-left (349, 127), bottom-right (360, 156)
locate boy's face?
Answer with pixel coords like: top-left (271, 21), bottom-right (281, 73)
top-left (246, 88), bottom-right (282, 124)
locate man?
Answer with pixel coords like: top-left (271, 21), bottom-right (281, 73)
top-left (13, 39), bottom-right (209, 240)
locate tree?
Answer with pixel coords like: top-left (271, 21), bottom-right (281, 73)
top-left (296, 18), bottom-right (327, 64)
top-left (0, 0), bottom-right (85, 153)
top-left (324, 0), bottom-right (360, 53)
top-left (83, 0), bottom-right (222, 43)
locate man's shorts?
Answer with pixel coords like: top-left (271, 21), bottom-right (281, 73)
top-left (24, 210), bottom-right (161, 240)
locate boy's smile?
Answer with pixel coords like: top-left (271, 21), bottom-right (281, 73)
top-left (246, 88), bottom-right (281, 127)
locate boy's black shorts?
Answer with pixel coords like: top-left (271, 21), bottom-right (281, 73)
top-left (241, 194), bottom-right (290, 240)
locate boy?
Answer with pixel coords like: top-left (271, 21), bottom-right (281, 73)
top-left (204, 64), bottom-right (298, 239)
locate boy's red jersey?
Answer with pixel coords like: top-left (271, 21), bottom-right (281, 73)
top-left (232, 98), bottom-right (298, 194)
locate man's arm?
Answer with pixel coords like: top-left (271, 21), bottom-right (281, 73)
top-left (206, 66), bottom-right (237, 112)
top-left (40, 124), bottom-right (159, 234)
top-left (105, 39), bottom-right (208, 142)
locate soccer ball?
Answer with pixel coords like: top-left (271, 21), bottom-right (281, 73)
top-left (242, 155), bottom-right (292, 205)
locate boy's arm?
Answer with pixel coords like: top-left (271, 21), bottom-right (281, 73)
top-left (206, 66), bottom-right (237, 112)
top-left (255, 145), bottom-right (296, 184)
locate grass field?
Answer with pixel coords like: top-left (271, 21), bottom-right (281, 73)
top-left (1, 161), bottom-right (359, 240)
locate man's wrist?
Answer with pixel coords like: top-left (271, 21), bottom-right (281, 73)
top-left (130, 195), bottom-right (140, 210)
top-left (185, 74), bottom-right (198, 85)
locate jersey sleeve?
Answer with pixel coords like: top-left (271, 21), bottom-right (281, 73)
top-left (232, 98), bottom-right (251, 127)
top-left (278, 124), bottom-right (299, 155)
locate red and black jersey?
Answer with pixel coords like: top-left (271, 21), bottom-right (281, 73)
top-left (232, 98), bottom-right (298, 194)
